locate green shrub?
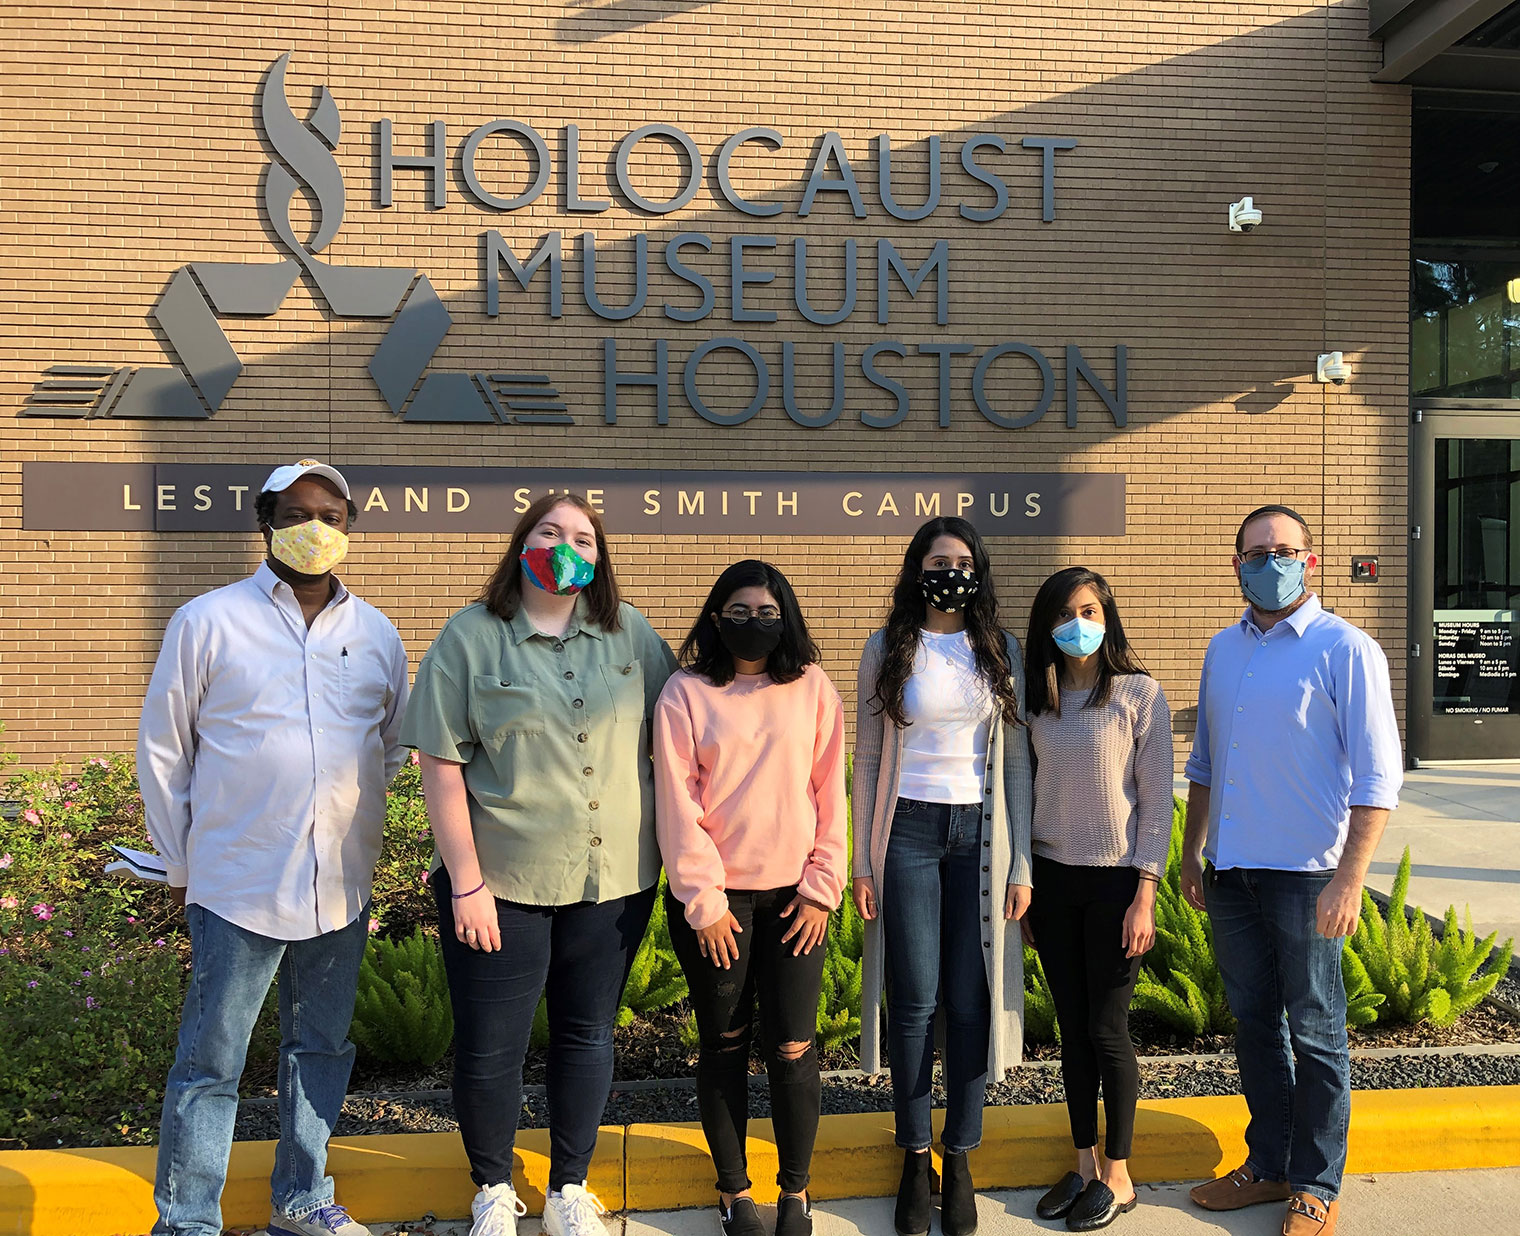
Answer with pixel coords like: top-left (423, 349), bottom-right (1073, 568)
top-left (0, 931), bottom-right (188, 1148)
top-left (1131, 798), bottom-right (1234, 1037)
top-left (1022, 943), bottom-right (1059, 1044)
top-left (817, 875), bottom-right (864, 1053)
top-left (349, 927), bottom-right (454, 1067)
top-left (617, 878), bottom-right (688, 1028)
top-left (1351, 847), bottom-right (1515, 1028)
top-left (1340, 947), bottom-right (1385, 1028)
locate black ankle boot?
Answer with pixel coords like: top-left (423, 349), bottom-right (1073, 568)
top-left (894, 1150), bottom-right (937, 1236)
top-left (940, 1150), bottom-right (977, 1236)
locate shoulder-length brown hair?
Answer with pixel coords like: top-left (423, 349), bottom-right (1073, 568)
top-left (479, 493), bottom-right (623, 631)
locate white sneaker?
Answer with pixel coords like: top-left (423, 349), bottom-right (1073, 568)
top-left (543, 1182), bottom-right (610, 1236)
top-left (267, 1204), bottom-right (372, 1236)
top-left (470, 1182), bottom-right (528, 1236)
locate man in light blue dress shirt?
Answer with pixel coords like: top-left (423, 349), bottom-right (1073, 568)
top-left (1180, 506), bottom-right (1401, 1236)
top-left (138, 460), bottom-right (410, 1236)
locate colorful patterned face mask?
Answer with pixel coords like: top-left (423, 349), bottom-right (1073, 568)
top-left (521, 543), bottom-right (596, 595)
top-left (268, 519), bottom-right (348, 576)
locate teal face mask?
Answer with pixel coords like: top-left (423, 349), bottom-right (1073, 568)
top-left (1052, 615), bottom-right (1105, 657)
top-left (1239, 554), bottom-right (1307, 612)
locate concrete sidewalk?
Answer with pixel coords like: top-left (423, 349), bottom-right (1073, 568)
top-left (1371, 763), bottom-right (1520, 948)
top-left (385, 1168), bottom-right (1520, 1236)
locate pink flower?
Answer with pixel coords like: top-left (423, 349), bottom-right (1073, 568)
top-left (368, 917), bottom-right (380, 934)
top-left (30, 903), bottom-right (54, 921)
top-left (59, 832), bottom-right (73, 842)
top-left (88, 758), bottom-right (108, 768)
top-left (0, 897), bottom-right (18, 910)
top-left (65, 781), bottom-right (79, 792)
top-left (62, 802), bottom-right (76, 811)
top-left (409, 751), bottom-right (421, 766)
top-left (23, 810), bottom-right (40, 826)
top-left (0, 853), bottom-right (11, 868)
top-left (153, 939), bottom-right (166, 947)
top-left (126, 915), bottom-right (137, 924)
top-left (418, 828), bottom-right (431, 839)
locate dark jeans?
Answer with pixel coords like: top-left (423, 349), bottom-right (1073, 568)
top-left (1205, 865), bottom-right (1350, 1205)
top-left (881, 798), bottom-right (991, 1153)
top-left (1026, 856), bottom-right (1143, 1161)
top-left (434, 870), bottom-right (656, 1191)
top-left (667, 885), bottom-right (827, 1196)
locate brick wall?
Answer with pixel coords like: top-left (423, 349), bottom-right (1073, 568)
top-left (0, 1), bottom-right (1411, 767)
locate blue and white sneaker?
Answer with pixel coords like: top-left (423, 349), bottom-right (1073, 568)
top-left (267, 1202), bottom-right (372, 1236)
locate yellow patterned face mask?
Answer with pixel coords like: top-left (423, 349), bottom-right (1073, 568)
top-left (268, 519), bottom-right (349, 576)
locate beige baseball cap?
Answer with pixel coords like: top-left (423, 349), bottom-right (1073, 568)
top-left (259, 458), bottom-right (352, 500)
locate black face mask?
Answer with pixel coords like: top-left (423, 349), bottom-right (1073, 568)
top-left (921, 567), bottom-right (980, 613)
top-left (718, 617), bottom-right (783, 663)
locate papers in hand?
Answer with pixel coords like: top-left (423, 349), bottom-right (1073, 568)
top-left (105, 844), bottom-right (169, 884)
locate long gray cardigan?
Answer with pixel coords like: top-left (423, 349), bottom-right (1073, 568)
top-left (852, 628), bottom-right (1034, 1079)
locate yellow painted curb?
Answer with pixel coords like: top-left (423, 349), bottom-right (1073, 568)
top-left (2, 1087), bottom-right (1517, 1235)
top-left (0, 1127), bottom-right (624, 1236)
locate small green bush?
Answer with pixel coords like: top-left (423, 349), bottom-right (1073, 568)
top-left (1352, 847), bottom-right (1515, 1028)
top-left (350, 927), bottom-right (454, 1067)
top-left (616, 879), bottom-right (688, 1029)
top-left (1131, 798), bottom-right (1234, 1038)
top-left (0, 931), bottom-right (187, 1148)
top-left (1022, 943), bottom-right (1059, 1044)
top-left (817, 876), bottom-right (864, 1053)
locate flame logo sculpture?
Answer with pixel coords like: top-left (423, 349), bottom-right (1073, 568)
top-left (26, 54), bottom-right (525, 423)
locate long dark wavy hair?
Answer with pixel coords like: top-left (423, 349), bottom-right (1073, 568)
top-left (868, 517), bottom-right (1019, 727)
top-left (478, 493), bottom-right (623, 631)
top-left (1024, 566), bottom-right (1148, 716)
top-left (678, 559), bottom-right (819, 686)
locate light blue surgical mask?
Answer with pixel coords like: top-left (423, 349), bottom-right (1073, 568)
top-left (1053, 615), bottom-right (1105, 658)
top-left (1239, 554), bottom-right (1307, 612)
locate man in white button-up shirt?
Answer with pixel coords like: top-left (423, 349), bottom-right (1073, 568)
top-left (137, 460), bottom-right (409, 1236)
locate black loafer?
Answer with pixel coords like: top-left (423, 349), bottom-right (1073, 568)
top-left (719, 1197), bottom-right (766, 1236)
top-left (1036, 1172), bottom-right (1087, 1220)
top-left (776, 1193), bottom-right (813, 1236)
top-left (1066, 1180), bottom-right (1137, 1232)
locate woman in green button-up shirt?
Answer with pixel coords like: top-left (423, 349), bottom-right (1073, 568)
top-left (400, 493), bottom-right (676, 1236)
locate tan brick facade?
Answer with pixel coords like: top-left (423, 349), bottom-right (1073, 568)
top-left (0, 2), bottom-right (1410, 767)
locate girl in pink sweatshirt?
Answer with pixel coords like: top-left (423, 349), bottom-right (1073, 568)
top-left (653, 559), bottom-right (847, 1236)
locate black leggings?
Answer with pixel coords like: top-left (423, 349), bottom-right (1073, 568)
top-left (667, 885), bottom-right (827, 1196)
top-left (1027, 856), bottom-right (1144, 1160)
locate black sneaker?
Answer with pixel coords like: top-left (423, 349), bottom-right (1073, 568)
top-left (719, 1197), bottom-right (766, 1236)
top-left (776, 1193), bottom-right (813, 1236)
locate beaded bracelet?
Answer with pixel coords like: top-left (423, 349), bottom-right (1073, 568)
top-left (451, 879), bottom-right (487, 900)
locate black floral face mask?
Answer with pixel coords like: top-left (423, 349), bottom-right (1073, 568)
top-left (920, 568), bottom-right (980, 613)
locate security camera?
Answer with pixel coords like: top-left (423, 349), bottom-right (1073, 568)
top-left (1316, 352), bottom-right (1352, 385)
top-left (1228, 197), bottom-right (1263, 232)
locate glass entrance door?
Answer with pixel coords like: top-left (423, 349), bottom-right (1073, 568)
top-left (1411, 408), bottom-right (1520, 761)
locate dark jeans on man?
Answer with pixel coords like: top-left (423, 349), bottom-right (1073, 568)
top-left (1025, 856), bottom-right (1144, 1160)
top-left (1205, 865), bottom-right (1350, 1205)
top-left (434, 870), bottom-right (656, 1191)
top-left (667, 885), bottom-right (827, 1196)
top-left (881, 798), bottom-right (991, 1154)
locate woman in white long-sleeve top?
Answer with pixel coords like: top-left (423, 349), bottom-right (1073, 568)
top-left (851, 516), bottom-right (1034, 1236)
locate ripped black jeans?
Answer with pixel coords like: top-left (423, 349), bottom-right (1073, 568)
top-left (667, 885), bottom-right (828, 1196)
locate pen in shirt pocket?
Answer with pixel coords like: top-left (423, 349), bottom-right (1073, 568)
top-left (342, 647), bottom-right (349, 668)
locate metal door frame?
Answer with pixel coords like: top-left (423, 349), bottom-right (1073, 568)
top-left (1410, 399), bottom-right (1520, 764)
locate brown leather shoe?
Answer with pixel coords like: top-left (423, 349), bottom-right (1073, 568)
top-left (1282, 1192), bottom-right (1338, 1236)
top-left (1189, 1164), bottom-right (1293, 1211)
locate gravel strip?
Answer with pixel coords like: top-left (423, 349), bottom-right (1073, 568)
top-left (230, 1049), bottom-right (1520, 1143)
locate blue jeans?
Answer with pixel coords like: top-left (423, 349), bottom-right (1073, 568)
top-left (1205, 866), bottom-right (1350, 1204)
top-left (152, 904), bottom-right (369, 1236)
top-left (882, 798), bottom-right (991, 1153)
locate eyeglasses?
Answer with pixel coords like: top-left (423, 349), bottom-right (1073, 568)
top-left (720, 606), bottom-right (782, 626)
top-left (1240, 547), bottom-right (1310, 565)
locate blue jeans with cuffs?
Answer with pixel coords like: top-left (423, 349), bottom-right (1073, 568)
top-left (152, 902), bottom-right (369, 1236)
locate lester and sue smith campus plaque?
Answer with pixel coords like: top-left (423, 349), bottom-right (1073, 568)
top-left (21, 465), bottom-right (1125, 538)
